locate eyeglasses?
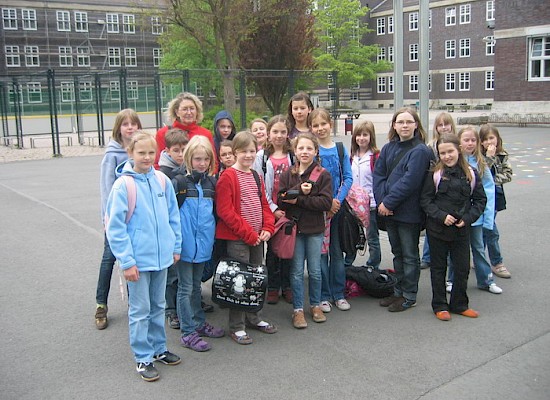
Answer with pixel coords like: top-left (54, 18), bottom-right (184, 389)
top-left (395, 120), bottom-right (416, 126)
top-left (178, 107), bottom-right (196, 113)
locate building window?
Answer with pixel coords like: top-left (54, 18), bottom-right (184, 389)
top-left (60, 82), bottom-right (74, 102)
top-left (445, 7), bottom-right (456, 26)
top-left (486, 1), bottom-right (495, 21)
top-left (110, 81), bottom-right (120, 101)
top-left (485, 36), bottom-right (495, 55)
top-left (378, 47), bottom-right (386, 62)
top-left (529, 37), bottom-right (550, 81)
top-left (327, 73), bottom-right (334, 91)
top-left (79, 81), bottom-right (93, 102)
top-left (460, 38), bottom-right (470, 58)
top-left (459, 4), bottom-right (471, 24)
top-left (388, 46), bottom-right (394, 63)
top-left (59, 46), bottom-right (73, 67)
top-left (377, 18), bottom-right (385, 35)
top-left (485, 70), bottom-right (494, 90)
top-left (409, 12), bottom-right (418, 31)
top-left (429, 9), bottom-right (432, 28)
top-left (388, 16), bottom-right (394, 34)
top-left (123, 14), bottom-right (135, 34)
top-left (74, 12), bottom-right (88, 32)
top-left (2, 8), bottom-right (17, 30)
top-left (77, 47), bottom-right (90, 67)
top-left (429, 74), bottom-right (432, 92)
top-left (409, 75), bottom-right (418, 92)
top-left (128, 81), bottom-right (138, 100)
top-left (459, 72), bottom-right (470, 91)
top-left (445, 73), bottom-right (456, 91)
top-left (125, 48), bottom-right (137, 67)
top-left (429, 42), bottom-right (432, 60)
top-left (27, 82), bottom-right (42, 103)
top-left (106, 13), bottom-right (119, 33)
top-left (108, 47), bottom-right (121, 67)
top-left (409, 44), bottom-right (418, 62)
top-left (153, 48), bottom-right (163, 67)
top-left (22, 9), bottom-right (37, 30)
top-left (388, 75), bottom-right (394, 93)
top-left (25, 46), bottom-right (39, 67)
top-left (57, 11), bottom-right (70, 32)
top-left (5, 45), bottom-right (20, 67)
top-left (446, 40), bottom-right (456, 58)
top-left (151, 16), bottom-right (163, 35)
top-left (377, 76), bottom-right (386, 93)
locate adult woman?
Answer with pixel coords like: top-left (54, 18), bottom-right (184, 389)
top-left (154, 92), bottom-right (217, 170)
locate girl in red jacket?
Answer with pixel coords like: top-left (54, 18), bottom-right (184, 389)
top-left (215, 131), bottom-right (276, 345)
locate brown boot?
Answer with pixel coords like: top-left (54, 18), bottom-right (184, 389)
top-left (310, 306), bottom-right (327, 323)
top-left (267, 290), bottom-right (279, 304)
top-left (95, 305), bottom-right (108, 330)
top-left (292, 310), bottom-right (308, 329)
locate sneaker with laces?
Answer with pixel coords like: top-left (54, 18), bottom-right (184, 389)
top-left (95, 305), bottom-right (108, 330)
top-left (335, 299), bottom-right (351, 311)
top-left (492, 264), bottom-right (511, 279)
top-left (153, 350), bottom-right (181, 365)
top-left (136, 362), bottom-right (159, 382)
top-left (487, 283), bottom-right (503, 294)
top-left (196, 322), bottom-right (225, 338)
top-left (292, 310), bottom-right (308, 329)
top-left (388, 297), bottom-right (416, 312)
top-left (167, 314), bottom-right (180, 329)
top-left (446, 281), bottom-right (453, 293)
top-left (319, 301), bottom-right (332, 313)
top-left (181, 332), bottom-right (211, 352)
top-left (310, 306), bottom-right (327, 323)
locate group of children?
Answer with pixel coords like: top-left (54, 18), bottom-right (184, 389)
top-left (95, 92), bottom-right (512, 381)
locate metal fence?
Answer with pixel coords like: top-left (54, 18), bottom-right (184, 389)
top-left (1, 68), bottom-right (341, 156)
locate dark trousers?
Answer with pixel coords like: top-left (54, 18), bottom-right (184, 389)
top-left (429, 233), bottom-right (470, 313)
top-left (265, 245), bottom-right (291, 291)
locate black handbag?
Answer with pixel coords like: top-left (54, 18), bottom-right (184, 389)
top-left (211, 257), bottom-right (267, 312)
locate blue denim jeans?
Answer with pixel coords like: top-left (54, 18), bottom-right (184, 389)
top-left (96, 234), bottom-right (116, 305)
top-left (421, 234), bottom-right (431, 264)
top-left (127, 269), bottom-right (168, 363)
top-left (176, 261), bottom-right (206, 336)
top-left (165, 263), bottom-right (178, 317)
top-left (470, 225), bottom-right (495, 288)
top-left (483, 213), bottom-right (503, 266)
top-left (321, 211), bottom-right (346, 302)
top-left (291, 233), bottom-right (323, 310)
top-left (385, 220), bottom-right (422, 302)
top-left (344, 208), bottom-right (381, 269)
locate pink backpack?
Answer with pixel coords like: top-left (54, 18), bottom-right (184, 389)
top-left (345, 185), bottom-right (370, 229)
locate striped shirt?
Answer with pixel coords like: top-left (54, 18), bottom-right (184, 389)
top-left (236, 169), bottom-right (262, 233)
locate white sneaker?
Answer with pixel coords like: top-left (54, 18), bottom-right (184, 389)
top-left (446, 281), bottom-right (453, 293)
top-left (335, 299), bottom-right (351, 311)
top-left (488, 283), bottom-right (503, 294)
top-left (319, 301), bottom-right (332, 313)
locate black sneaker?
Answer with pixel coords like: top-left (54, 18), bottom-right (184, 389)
top-left (136, 362), bottom-right (159, 381)
top-left (201, 301), bottom-right (214, 313)
top-left (153, 351), bottom-right (181, 366)
top-left (167, 314), bottom-right (180, 329)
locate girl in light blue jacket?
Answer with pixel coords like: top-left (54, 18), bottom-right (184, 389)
top-left (172, 136), bottom-right (225, 352)
top-left (105, 132), bottom-right (182, 381)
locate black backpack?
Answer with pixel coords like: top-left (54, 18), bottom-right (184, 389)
top-left (345, 266), bottom-right (397, 298)
top-left (338, 200), bottom-right (366, 255)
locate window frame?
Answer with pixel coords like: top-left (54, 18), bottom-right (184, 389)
top-left (25, 45), bottom-right (40, 67)
top-left (108, 47), bottom-right (121, 67)
top-left (377, 17), bottom-right (385, 35)
top-left (459, 72), bottom-right (470, 91)
top-left (409, 12), bottom-right (418, 31)
top-left (56, 10), bottom-right (70, 32)
top-left (2, 8), bottom-right (17, 30)
top-left (5, 45), bottom-right (20, 67)
top-left (485, 70), bottom-right (495, 90)
top-left (59, 46), bottom-right (73, 67)
top-left (151, 16), bottom-right (163, 35)
top-left (459, 38), bottom-right (471, 58)
top-left (486, 1), bottom-right (495, 21)
top-left (153, 48), bottom-right (163, 67)
top-left (22, 9), bottom-right (37, 30)
top-left (409, 43), bottom-right (419, 62)
top-left (74, 11), bottom-right (88, 33)
top-left (27, 82), bottom-right (42, 103)
top-left (106, 13), bottom-right (119, 33)
top-left (77, 47), bottom-right (90, 67)
top-left (409, 74), bottom-right (419, 93)
top-left (446, 40), bottom-right (456, 58)
top-left (377, 76), bottom-right (386, 93)
top-left (459, 4), bottom-right (471, 25)
top-left (445, 7), bottom-right (456, 26)
top-left (528, 36), bottom-right (550, 81)
top-left (388, 16), bottom-right (394, 34)
top-left (123, 14), bottom-right (135, 34)
top-left (125, 48), bottom-right (137, 67)
top-left (445, 73), bottom-right (456, 91)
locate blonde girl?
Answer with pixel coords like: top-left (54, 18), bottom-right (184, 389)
top-left (250, 118), bottom-right (268, 150)
top-left (95, 108), bottom-right (141, 330)
top-left (480, 124), bottom-right (513, 279)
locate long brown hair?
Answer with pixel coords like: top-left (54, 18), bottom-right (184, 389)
top-left (432, 134), bottom-right (473, 182)
top-left (351, 120), bottom-right (379, 156)
top-left (112, 109), bottom-right (142, 145)
top-left (388, 107), bottom-right (427, 143)
top-left (479, 123), bottom-right (504, 154)
top-left (264, 115), bottom-right (292, 155)
top-left (287, 91), bottom-right (313, 129)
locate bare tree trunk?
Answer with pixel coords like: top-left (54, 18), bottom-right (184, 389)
top-left (221, 69), bottom-right (237, 113)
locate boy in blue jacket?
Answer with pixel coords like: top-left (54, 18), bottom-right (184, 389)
top-left (105, 132), bottom-right (182, 382)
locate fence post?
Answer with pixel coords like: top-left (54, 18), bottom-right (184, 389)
top-left (94, 73), bottom-right (105, 146)
top-left (11, 78), bottom-right (23, 148)
top-left (183, 70), bottom-right (190, 93)
top-left (239, 70), bottom-right (247, 130)
top-left (332, 70), bottom-right (339, 136)
top-left (0, 82), bottom-right (9, 141)
top-left (47, 69), bottom-right (61, 156)
top-left (154, 73), bottom-right (162, 129)
top-left (288, 69), bottom-right (295, 97)
top-left (119, 68), bottom-right (128, 110)
top-left (73, 76), bottom-right (83, 144)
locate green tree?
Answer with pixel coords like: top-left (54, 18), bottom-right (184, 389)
top-left (313, 0), bottom-right (389, 103)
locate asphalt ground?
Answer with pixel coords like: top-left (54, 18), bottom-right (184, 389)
top-left (1, 125), bottom-right (549, 399)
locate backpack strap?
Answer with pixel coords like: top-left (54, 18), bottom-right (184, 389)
top-left (370, 152), bottom-right (379, 172)
top-left (307, 165), bottom-right (325, 183)
top-left (251, 169), bottom-right (262, 199)
top-left (172, 174), bottom-right (189, 209)
top-left (261, 149), bottom-right (271, 176)
top-left (123, 171), bottom-right (166, 223)
top-left (433, 167), bottom-right (475, 194)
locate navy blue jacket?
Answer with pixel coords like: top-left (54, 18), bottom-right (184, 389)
top-left (373, 136), bottom-right (434, 224)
